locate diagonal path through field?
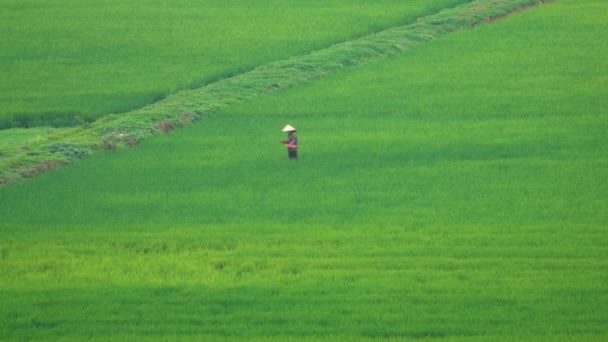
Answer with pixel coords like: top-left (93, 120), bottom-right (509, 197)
top-left (0, 0), bottom-right (551, 186)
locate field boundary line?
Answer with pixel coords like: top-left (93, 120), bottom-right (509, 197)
top-left (0, 0), bottom-right (551, 186)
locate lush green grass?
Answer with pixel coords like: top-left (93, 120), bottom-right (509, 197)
top-left (0, 127), bottom-right (59, 153)
top-left (1, 0), bottom-right (607, 340)
top-left (0, 0), bottom-right (466, 128)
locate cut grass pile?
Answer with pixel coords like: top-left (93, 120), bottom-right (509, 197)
top-left (0, 0), bottom-right (466, 129)
top-left (1, 0), bottom-right (607, 340)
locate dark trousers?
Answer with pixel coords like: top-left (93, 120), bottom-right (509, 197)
top-left (288, 149), bottom-right (298, 160)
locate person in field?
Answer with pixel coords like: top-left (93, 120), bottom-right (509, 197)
top-left (281, 124), bottom-right (298, 160)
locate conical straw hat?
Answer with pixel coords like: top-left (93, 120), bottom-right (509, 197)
top-left (282, 124), bottom-right (296, 132)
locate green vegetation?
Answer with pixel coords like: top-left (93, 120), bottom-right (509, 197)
top-left (0, 0), bottom-right (466, 129)
top-left (1, 0), bottom-right (607, 340)
top-left (0, 0), bottom-right (549, 186)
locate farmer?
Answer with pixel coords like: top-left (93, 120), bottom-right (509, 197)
top-left (281, 124), bottom-right (298, 160)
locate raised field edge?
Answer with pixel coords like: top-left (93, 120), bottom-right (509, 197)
top-left (0, 0), bottom-right (552, 186)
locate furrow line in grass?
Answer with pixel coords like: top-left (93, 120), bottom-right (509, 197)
top-left (0, 0), bottom-right (551, 186)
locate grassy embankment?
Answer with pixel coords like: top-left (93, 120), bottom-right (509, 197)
top-left (0, 0), bottom-right (545, 185)
top-left (1, 0), bottom-right (607, 340)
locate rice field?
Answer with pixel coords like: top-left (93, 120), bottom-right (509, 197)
top-left (0, 0), bottom-right (607, 340)
top-left (0, 0), bottom-right (465, 129)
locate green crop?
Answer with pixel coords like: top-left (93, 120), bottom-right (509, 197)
top-left (0, 0), bottom-right (552, 186)
top-left (1, 0), bottom-right (607, 340)
top-left (0, 0), bottom-right (466, 129)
